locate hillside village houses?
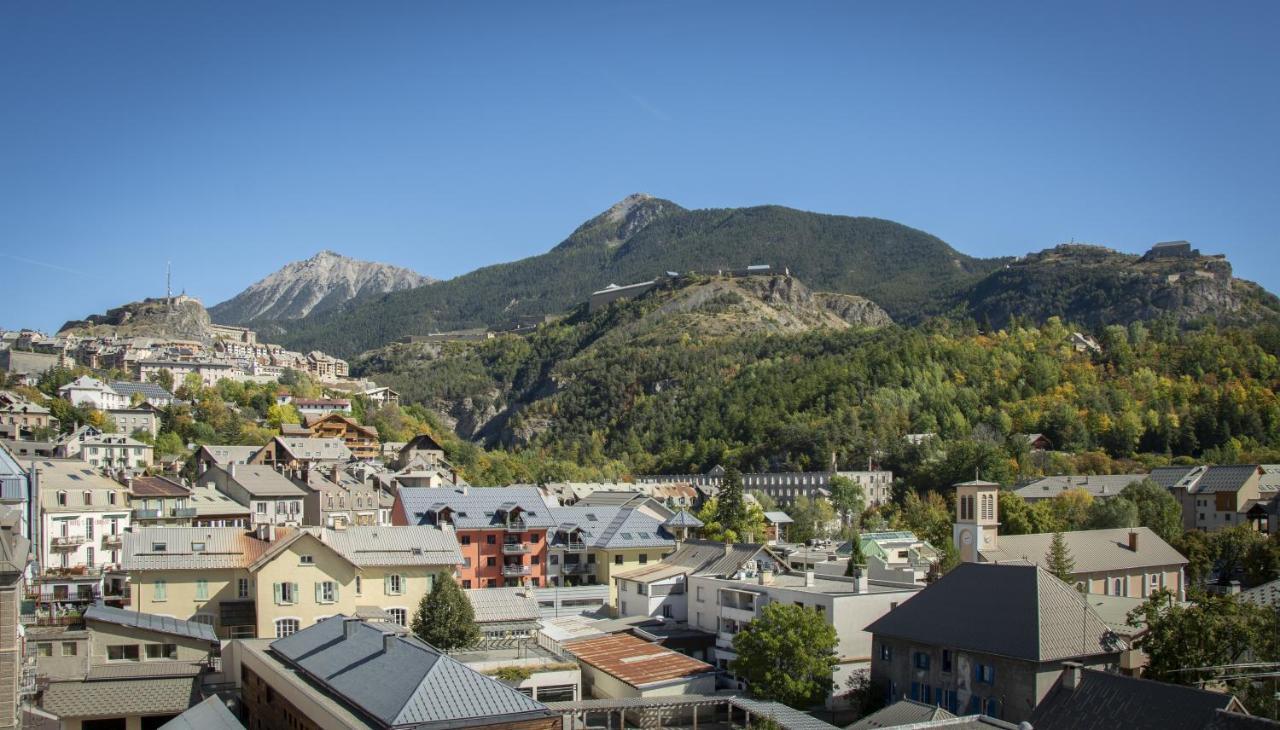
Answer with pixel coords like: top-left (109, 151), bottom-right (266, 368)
top-left (30, 459), bottom-right (132, 605)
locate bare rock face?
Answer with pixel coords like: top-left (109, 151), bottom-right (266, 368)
top-left (210, 250), bottom-right (432, 324)
top-left (59, 296), bottom-right (214, 342)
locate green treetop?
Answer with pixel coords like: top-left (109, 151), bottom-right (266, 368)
top-left (730, 602), bottom-right (838, 709)
top-left (411, 572), bottom-right (480, 651)
top-left (1045, 531), bottom-right (1076, 583)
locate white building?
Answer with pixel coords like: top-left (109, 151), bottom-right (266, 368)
top-left (58, 376), bottom-right (127, 411)
top-left (30, 459), bottom-right (131, 598)
top-left (78, 434), bottom-right (153, 471)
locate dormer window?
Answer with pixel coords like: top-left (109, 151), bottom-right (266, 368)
top-left (83, 491), bottom-right (92, 506)
top-left (57, 492), bottom-right (67, 507)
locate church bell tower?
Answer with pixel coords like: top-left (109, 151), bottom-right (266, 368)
top-left (953, 480), bottom-right (1001, 563)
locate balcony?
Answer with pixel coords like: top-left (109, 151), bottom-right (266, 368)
top-left (502, 564), bottom-right (532, 577)
top-left (101, 534), bottom-right (123, 549)
top-left (558, 541), bottom-right (588, 552)
top-left (169, 507), bottom-right (198, 519)
top-left (503, 520), bottom-right (528, 533)
top-left (51, 536), bottom-right (86, 550)
top-left (561, 563), bottom-right (595, 575)
top-left (502, 543), bottom-right (531, 555)
top-left (131, 508), bottom-right (161, 520)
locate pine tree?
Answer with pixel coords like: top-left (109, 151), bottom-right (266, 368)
top-left (411, 572), bottom-right (480, 650)
top-left (1045, 532), bottom-right (1076, 583)
top-left (845, 532), bottom-right (866, 576)
top-left (715, 467), bottom-right (750, 541)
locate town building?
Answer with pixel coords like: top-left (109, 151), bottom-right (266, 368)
top-left (866, 562), bottom-right (1126, 723)
top-left (395, 486), bottom-right (555, 589)
top-left (954, 480), bottom-right (1187, 599)
top-left (226, 616), bottom-right (558, 730)
top-left (108, 380), bottom-right (176, 407)
top-left (77, 434), bottom-right (153, 471)
top-left (200, 464), bottom-right (308, 527)
top-left (194, 445), bottom-right (260, 474)
top-left (362, 386), bottom-right (400, 408)
top-left (124, 525), bottom-right (462, 639)
top-left (0, 392), bottom-right (56, 441)
top-left (29, 459), bottom-right (130, 603)
top-left (247, 436), bottom-right (351, 475)
top-left (1029, 663), bottom-right (1251, 730)
top-left (303, 465), bottom-right (385, 528)
top-left (545, 506), bottom-right (677, 604)
top-left (187, 483), bottom-right (251, 528)
top-left (839, 531), bottom-right (940, 584)
top-left (291, 398), bottom-right (350, 418)
top-left (396, 433), bottom-right (447, 468)
top-left (1159, 464), bottom-right (1270, 532)
top-left (563, 633), bottom-right (717, 699)
top-left (128, 475), bottom-right (196, 527)
top-left (303, 413), bottom-right (379, 460)
top-left (637, 465), bottom-right (895, 508)
top-left (1012, 474), bottom-right (1148, 503)
top-left (0, 446), bottom-right (29, 539)
top-left (0, 508), bottom-right (30, 730)
top-left (136, 359), bottom-right (237, 388)
top-left (58, 376), bottom-right (128, 411)
top-left (104, 405), bottom-right (161, 438)
top-left (613, 540), bottom-right (791, 622)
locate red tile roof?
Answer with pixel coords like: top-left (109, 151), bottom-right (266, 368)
top-left (564, 633), bottom-right (714, 688)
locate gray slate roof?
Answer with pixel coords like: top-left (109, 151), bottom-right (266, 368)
top-left (275, 437), bottom-right (351, 462)
top-left (848, 699), bottom-right (956, 729)
top-left (400, 486), bottom-right (557, 530)
top-left (550, 506), bottom-right (674, 549)
top-left (1194, 465), bottom-right (1261, 493)
top-left (664, 510), bottom-right (704, 528)
top-left (981, 527), bottom-right (1187, 573)
top-left (865, 563), bottom-right (1123, 663)
top-left (197, 445), bottom-right (259, 465)
top-left (270, 617), bottom-right (555, 728)
top-left (159, 695), bottom-right (244, 730)
top-left (224, 465), bottom-right (309, 497)
top-left (1149, 466), bottom-right (1205, 490)
top-left (1030, 666), bottom-right (1242, 730)
top-left (321, 526), bottom-right (461, 567)
top-left (613, 539), bottom-right (786, 584)
top-left (85, 604), bottom-right (218, 642)
top-left (1013, 474), bottom-right (1147, 500)
top-left (466, 587), bottom-right (541, 624)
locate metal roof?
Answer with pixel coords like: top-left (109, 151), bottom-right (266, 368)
top-left (848, 699), bottom-right (956, 729)
top-left (220, 464), bottom-right (309, 497)
top-left (613, 540), bottom-right (787, 584)
top-left (763, 511), bottom-right (794, 524)
top-left (466, 587), bottom-right (541, 624)
top-left (130, 475), bottom-right (190, 498)
top-left (123, 527), bottom-right (275, 571)
top-left (564, 633), bottom-right (714, 688)
top-left (270, 617), bottom-right (555, 727)
top-left (110, 381), bottom-right (176, 400)
top-left (1148, 466), bottom-right (1205, 490)
top-left (550, 506), bottom-right (674, 549)
top-left (196, 445), bottom-right (259, 465)
top-left (865, 563), bottom-right (1123, 663)
top-left (274, 437), bottom-right (352, 462)
top-left (1012, 474), bottom-right (1148, 500)
top-left (400, 487), bottom-right (557, 530)
top-left (664, 510), bottom-right (704, 528)
top-left (42, 677), bottom-right (199, 720)
top-left (85, 604), bottom-right (218, 642)
top-left (981, 527), bottom-right (1187, 573)
top-left (1192, 465), bottom-right (1262, 494)
top-left (159, 695), bottom-right (244, 730)
top-left (1030, 666), bottom-right (1243, 730)
top-left (188, 484), bottom-right (250, 516)
top-left (321, 526), bottom-right (461, 567)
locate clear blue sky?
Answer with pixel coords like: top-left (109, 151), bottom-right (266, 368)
top-left (3, 1), bottom-right (1277, 333)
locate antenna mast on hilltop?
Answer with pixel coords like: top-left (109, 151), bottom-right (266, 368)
top-left (166, 261), bottom-right (173, 312)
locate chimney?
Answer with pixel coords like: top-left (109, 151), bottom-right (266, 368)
top-left (854, 568), bottom-right (868, 594)
top-left (256, 523), bottom-right (271, 542)
top-left (724, 541), bottom-right (734, 556)
top-left (343, 617), bottom-right (360, 641)
top-left (1062, 661), bottom-right (1083, 690)
top-left (758, 568), bottom-right (773, 585)
top-left (382, 632), bottom-right (397, 654)
top-left (1128, 531), bottom-right (1139, 552)
top-left (331, 463), bottom-right (341, 483)
top-left (805, 570), bottom-right (815, 587)
top-left (229, 462), bottom-right (237, 478)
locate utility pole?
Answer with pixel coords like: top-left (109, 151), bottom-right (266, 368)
top-left (166, 261), bottom-right (173, 312)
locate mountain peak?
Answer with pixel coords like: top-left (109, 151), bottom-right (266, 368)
top-left (209, 253), bottom-right (433, 324)
top-left (554, 194), bottom-right (684, 251)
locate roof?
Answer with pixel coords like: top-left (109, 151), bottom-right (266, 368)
top-left (130, 475), bottom-right (190, 498)
top-left (550, 506), bottom-right (674, 549)
top-left (865, 563), bottom-right (1123, 663)
top-left (123, 527), bottom-right (276, 571)
top-left (1194, 465), bottom-right (1262, 494)
top-left (980, 527), bottom-right (1187, 573)
top-left (400, 486), bottom-right (557, 530)
top-left (613, 540), bottom-right (786, 584)
top-left (1204, 709), bottom-right (1280, 729)
top-left (763, 511), bottom-right (794, 524)
top-left (1013, 474), bottom-right (1147, 500)
top-left (42, 676), bottom-right (199, 719)
top-left (466, 587), bottom-right (541, 624)
top-left (574, 490), bottom-right (650, 507)
top-left (220, 464), bottom-right (309, 497)
top-left (564, 633), bottom-right (715, 688)
top-left (270, 617), bottom-right (554, 727)
top-left (402, 433), bottom-right (446, 453)
top-left (1030, 666), bottom-right (1243, 730)
top-left (664, 510), bottom-right (704, 528)
top-left (187, 484), bottom-right (250, 516)
top-left (292, 398), bottom-right (351, 407)
top-left (159, 695), bottom-right (245, 730)
top-left (0, 443), bottom-right (25, 502)
top-left (84, 604), bottom-right (218, 642)
top-left (110, 381), bottom-right (175, 400)
top-left (321, 526), bottom-right (461, 567)
top-left (196, 445), bottom-right (259, 465)
top-left (33, 459), bottom-right (129, 510)
top-left (1149, 465), bottom-right (1205, 490)
top-left (274, 436), bottom-right (352, 462)
top-left (848, 700), bottom-right (956, 729)
top-left (1238, 577), bottom-right (1280, 608)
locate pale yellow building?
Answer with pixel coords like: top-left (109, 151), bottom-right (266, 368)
top-left (545, 506), bottom-right (677, 606)
top-left (124, 524), bottom-right (461, 639)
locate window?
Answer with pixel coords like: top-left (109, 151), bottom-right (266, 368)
top-left (615, 555), bottom-right (624, 565)
top-left (914, 652), bottom-right (930, 670)
top-left (316, 581), bottom-right (338, 604)
top-left (191, 615), bottom-right (215, 626)
top-left (145, 644), bottom-right (178, 660)
top-left (299, 554), bottom-right (315, 565)
top-left (620, 601), bottom-right (628, 614)
top-left (487, 535), bottom-right (496, 544)
top-left (388, 608), bottom-right (407, 626)
top-left (195, 579), bottom-right (208, 600)
top-left (275, 582), bottom-right (298, 605)
top-left (238, 578), bottom-right (250, 599)
top-left (639, 554), bottom-right (648, 564)
top-left (531, 533), bottom-right (540, 542)
top-left (1113, 578), bottom-right (1124, 596)
top-left (152, 542), bottom-right (167, 552)
top-left (84, 518), bottom-right (94, 538)
top-left (191, 542), bottom-right (205, 552)
top-left (986, 698), bottom-right (1000, 717)
top-left (275, 619), bottom-right (299, 638)
top-left (942, 649), bottom-right (952, 673)
top-left (83, 491), bottom-right (92, 506)
top-left (587, 553), bottom-right (596, 564)
top-left (256, 503), bottom-right (267, 514)
top-left (85, 547), bottom-right (94, 567)
top-left (154, 580), bottom-right (167, 602)
top-left (879, 644), bottom-right (892, 661)
top-left (354, 576), bottom-right (362, 595)
top-left (974, 664), bottom-right (995, 684)
top-left (107, 645), bottom-right (141, 662)
top-left (36, 643), bottom-right (52, 657)
top-left (386, 574), bottom-right (404, 595)
top-left (56, 491), bottom-right (67, 506)
top-left (461, 535), bottom-right (471, 546)
top-left (462, 580), bottom-right (472, 589)
top-left (61, 642), bottom-right (77, 656)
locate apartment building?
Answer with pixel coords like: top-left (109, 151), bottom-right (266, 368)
top-left (200, 464), bottom-right (308, 526)
top-left (0, 392), bottom-right (55, 440)
top-left (0, 509), bottom-right (29, 730)
top-left (58, 376), bottom-right (128, 411)
top-left (637, 464), bottom-right (895, 508)
top-left (247, 436), bottom-right (351, 474)
top-left (545, 506), bottom-right (676, 604)
top-left (77, 434), bottom-right (153, 471)
top-left (613, 540), bottom-right (791, 622)
top-left (127, 475), bottom-right (195, 527)
top-left (1158, 464), bottom-right (1270, 532)
top-left (104, 405), bottom-right (160, 438)
top-left (395, 486), bottom-right (554, 588)
top-left (303, 413), bottom-right (379, 460)
top-left (30, 460), bottom-right (130, 595)
top-left (303, 466), bottom-right (385, 528)
top-left (124, 525), bottom-right (461, 639)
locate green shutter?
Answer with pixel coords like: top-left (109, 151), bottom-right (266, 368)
top-left (273, 582), bottom-right (281, 605)
top-left (291, 583), bottom-right (299, 605)
top-left (332, 582), bottom-right (339, 602)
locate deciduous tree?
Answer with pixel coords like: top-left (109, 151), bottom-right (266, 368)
top-left (731, 602), bottom-right (838, 708)
top-left (411, 573), bottom-right (480, 650)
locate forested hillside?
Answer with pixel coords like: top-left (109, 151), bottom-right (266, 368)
top-left (269, 195), bottom-right (999, 357)
top-left (355, 276), bottom-right (1280, 484)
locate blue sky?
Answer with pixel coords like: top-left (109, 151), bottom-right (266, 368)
top-left (2, 1), bottom-right (1277, 333)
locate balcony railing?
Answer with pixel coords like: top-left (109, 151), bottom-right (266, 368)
top-left (502, 564), bottom-right (532, 577)
top-left (169, 507), bottom-right (198, 518)
top-left (561, 563), bottom-right (595, 574)
top-left (51, 536), bottom-right (86, 549)
top-left (557, 541), bottom-right (588, 552)
top-left (503, 520), bottom-right (528, 533)
top-left (131, 508), bottom-right (161, 520)
top-left (101, 534), bottom-right (123, 548)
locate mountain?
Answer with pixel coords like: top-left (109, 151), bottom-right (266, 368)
top-left (59, 295), bottom-right (215, 342)
top-left (268, 195), bottom-right (997, 357)
top-left (963, 243), bottom-right (1280, 329)
top-left (209, 250), bottom-right (432, 325)
top-left (352, 272), bottom-right (891, 446)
